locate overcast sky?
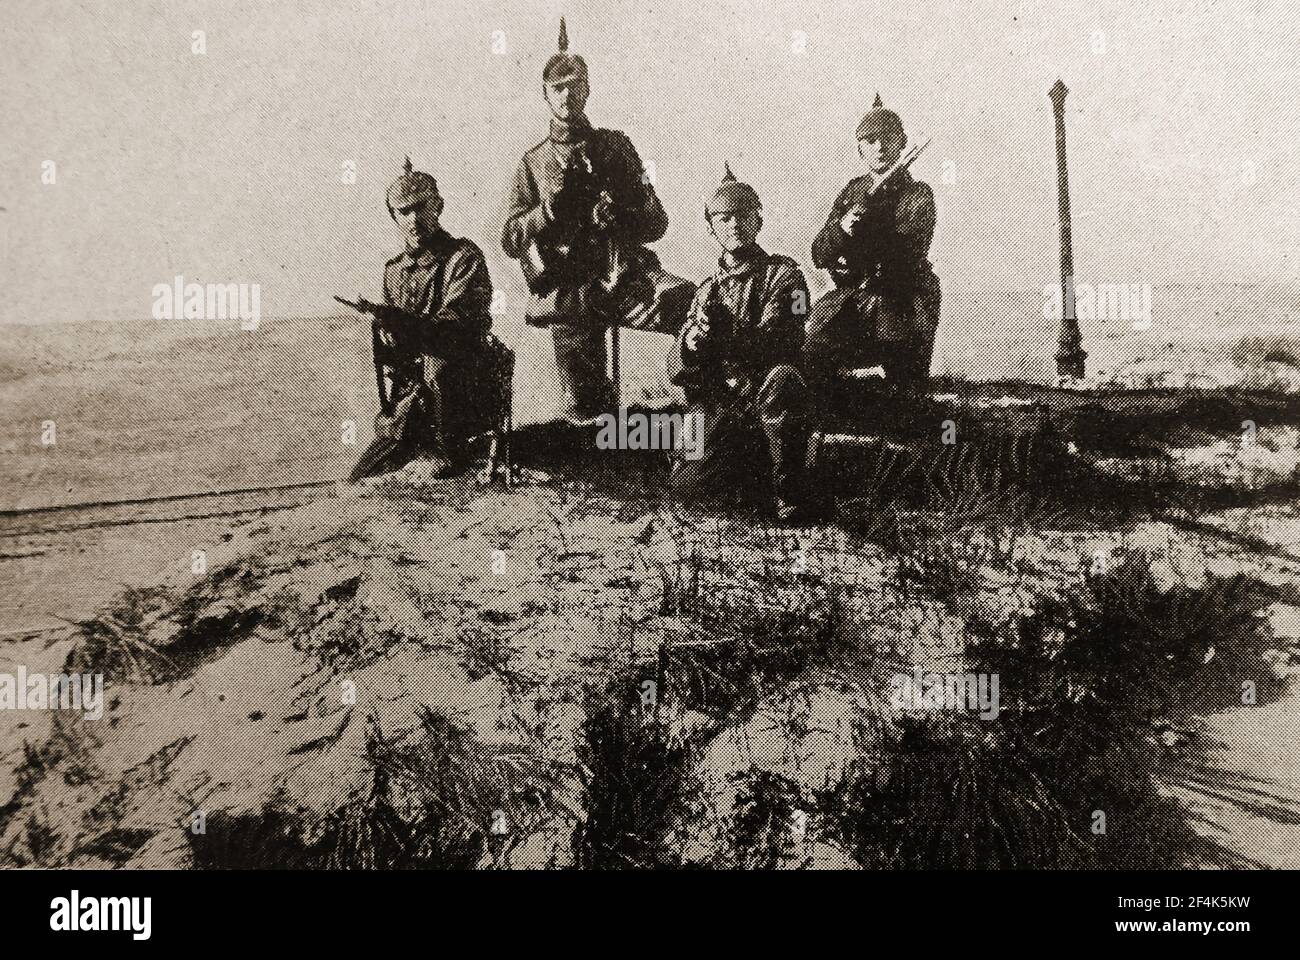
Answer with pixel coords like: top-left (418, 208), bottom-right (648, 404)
top-left (2, 0), bottom-right (1297, 323)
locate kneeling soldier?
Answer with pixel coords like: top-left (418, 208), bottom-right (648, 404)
top-left (349, 158), bottom-right (498, 481)
top-left (668, 166), bottom-right (812, 521)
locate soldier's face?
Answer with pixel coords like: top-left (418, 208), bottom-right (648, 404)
top-left (859, 132), bottom-right (904, 174)
top-left (394, 197), bottom-right (441, 246)
top-left (544, 78), bottom-right (589, 121)
top-left (708, 209), bottom-right (761, 252)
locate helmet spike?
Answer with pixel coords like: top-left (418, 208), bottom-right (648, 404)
top-left (857, 94), bottom-right (903, 142)
top-left (706, 163), bottom-right (760, 218)
top-left (386, 157), bottom-right (439, 220)
top-left (558, 17), bottom-right (569, 52)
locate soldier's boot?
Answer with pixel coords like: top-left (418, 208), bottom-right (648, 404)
top-left (417, 364), bottom-right (456, 477)
top-left (551, 320), bottom-right (613, 423)
top-left (349, 388), bottom-right (423, 483)
top-left (757, 364), bottom-right (813, 522)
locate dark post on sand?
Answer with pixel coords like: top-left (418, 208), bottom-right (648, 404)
top-left (1050, 78), bottom-right (1087, 380)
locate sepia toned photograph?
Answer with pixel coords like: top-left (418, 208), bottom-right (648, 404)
top-left (1, 0), bottom-right (1297, 917)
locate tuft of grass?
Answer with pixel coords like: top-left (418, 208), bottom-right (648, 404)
top-left (822, 715), bottom-right (1082, 869)
top-left (574, 683), bottom-right (700, 870)
top-left (978, 553), bottom-right (1281, 733)
top-left (188, 806), bottom-right (314, 870)
top-left (318, 710), bottom-right (565, 870)
top-left (729, 769), bottom-right (813, 869)
top-left (815, 553), bottom-right (1281, 869)
top-left (64, 586), bottom-right (178, 684)
top-left (23, 811), bottom-right (62, 866)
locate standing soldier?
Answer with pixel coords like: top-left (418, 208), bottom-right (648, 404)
top-left (345, 157), bottom-right (498, 481)
top-left (805, 94), bottom-right (940, 397)
top-left (502, 18), bottom-right (668, 422)
top-left (668, 166), bottom-right (812, 522)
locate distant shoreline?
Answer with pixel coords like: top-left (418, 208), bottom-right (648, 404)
top-left (2, 280), bottom-right (1297, 326)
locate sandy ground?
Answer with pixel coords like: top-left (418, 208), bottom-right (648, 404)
top-left (1, 453), bottom-right (1297, 868)
top-left (2, 296), bottom-right (1299, 867)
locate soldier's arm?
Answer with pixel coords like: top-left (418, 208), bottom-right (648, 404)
top-left (605, 132), bottom-right (668, 245)
top-left (752, 261), bottom-right (808, 369)
top-left (667, 282), bottom-right (712, 389)
top-left (811, 181), bottom-right (862, 269)
top-left (894, 181), bottom-right (937, 269)
top-left (426, 244), bottom-right (494, 346)
top-left (502, 159), bottom-right (549, 259)
top-left (382, 262), bottom-right (396, 308)
top-left (377, 262), bottom-right (413, 333)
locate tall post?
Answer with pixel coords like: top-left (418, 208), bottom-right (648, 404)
top-left (1049, 79), bottom-right (1086, 379)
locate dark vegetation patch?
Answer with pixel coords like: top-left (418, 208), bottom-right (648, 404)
top-left (812, 555), bottom-right (1282, 869)
top-left (573, 681), bottom-right (700, 869)
top-left (65, 571), bottom-right (298, 684)
top-left (191, 709), bottom-right (573, 870)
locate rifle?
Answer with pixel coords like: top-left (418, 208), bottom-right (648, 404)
top-left (333, 295), bottom-right (410, 417)
top-left (826, 135), bottom-right (934, 289)
top-left (519, 146), bottom-right (604, 296)
top-left (868, 135), bottom-right (931, 197)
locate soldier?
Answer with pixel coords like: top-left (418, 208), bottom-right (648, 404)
top-left (805, 94), bottom-right (940, 397)
top-left (668, 165), bottom-right (812, 522)
top-left (348, 157), bottom-right (497, 481)
top-left (502, 18), bottom-right (668, 423)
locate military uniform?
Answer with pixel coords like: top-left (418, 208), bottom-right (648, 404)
top-left (806, 96), bottom-right (940, 392)
top-left (501, 21), bottom-right (667, 417)
top-left (349, 158), bottom-right (498, 482)
top-left (379, 228), bottom-right (495, 461)
top-left (668, 169), bottom-right (811, 515)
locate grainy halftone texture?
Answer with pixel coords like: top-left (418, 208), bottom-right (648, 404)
top-left (1, 1), bottom-right (1298, 870)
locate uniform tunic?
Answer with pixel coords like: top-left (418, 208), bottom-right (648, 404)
top-left (502, 116), bottom-right (667, 412)
top-left (806, 169), bottom-right (941, 388)
top-left (380, 228), bottom-right (494, 453)
top-left (668, 245), bottom-right (811, 508)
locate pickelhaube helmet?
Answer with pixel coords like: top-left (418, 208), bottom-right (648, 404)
top-left (543, 17), bottom-right (588, 84)
top-left (705, 163), bottom-right (761, 218)
top-left (856, 92), bottom-right (905, 142)
top-left (385, 156), bottom-right (439, 219)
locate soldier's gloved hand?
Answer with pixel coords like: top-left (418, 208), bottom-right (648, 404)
top-left (701, 299), bottom-right (733, 339)
top-left (840, 205), bottom-right (867, 237)
top-left (592, 192), bottom-right (616, 230)
top-left (683, 317), bottom-right (710, 355)
top-left (685, 300), bottom-right (733, 360)
top-left (551, 154), bottom-right (597, 228)
top-left (373, 304), bottom-right (415, 341)
top-left (842, 186), bottom-right (893, 237)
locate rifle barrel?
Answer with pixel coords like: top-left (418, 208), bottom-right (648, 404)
top-left (869, 136), bottom-right (932, 195)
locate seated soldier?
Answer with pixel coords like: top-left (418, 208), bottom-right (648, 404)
top-left (805, 94), bottom-right (940, 402)
top-left (668, 165), bottom-right (812, 522)
top-left (350, 158), bottom-right (498, 481)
